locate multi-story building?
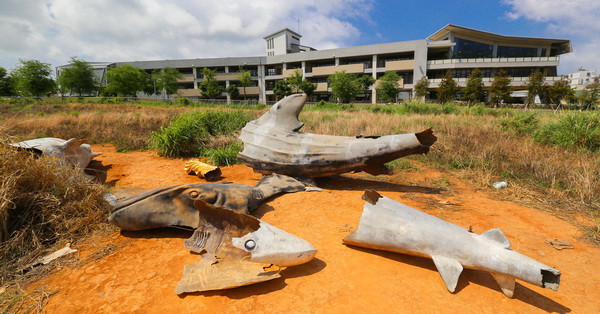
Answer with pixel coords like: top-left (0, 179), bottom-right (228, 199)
top-left (57, 24), bottom-right (572, 103)
top-left (567, 67), bottom-right (597, 91)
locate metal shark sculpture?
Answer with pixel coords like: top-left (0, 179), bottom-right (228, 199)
top-left (343, 190), bottom-right (561, 298)
top-left (108, 174), bottom-right (306, 231)
top-left (176, 199), bottom-right (317, 293)
top-left (10, 137), bottom-right (102, 170)
top-left (238, 93), bottom-right (437, 177)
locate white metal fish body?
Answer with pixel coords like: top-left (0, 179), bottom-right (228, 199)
top-left (11, 137), bottom-right (101, 169)
top-left (343, 190), bottom-right (561, 298)
top-left (238, 94), bottom-right (437, 177)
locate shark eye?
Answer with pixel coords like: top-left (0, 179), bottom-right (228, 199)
top-left (244, 239), bottom-right (256, 251)
top-left (189, 191), bottom-right (199, 199)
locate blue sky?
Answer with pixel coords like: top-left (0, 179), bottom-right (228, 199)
top-left (0, 0), bottom-right (598, 75)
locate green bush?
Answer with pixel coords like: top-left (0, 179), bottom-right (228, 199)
top-left (534, 113), bottom-right (600, 151)
top-left (203, 141), bottom-right (243, 166)
top-left (150, 110), bottom-right (251, 157)
top-left (499, 111), bottom-right (538, 136)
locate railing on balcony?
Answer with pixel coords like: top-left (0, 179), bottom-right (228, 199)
top-left (428, 56), bottom-right (559, 65)
top-left (428, 76), bottom-right (564, 86)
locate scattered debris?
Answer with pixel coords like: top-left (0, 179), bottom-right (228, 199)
top-left (493, 181), bottom-right (508, 189)
top-left (22, 243), bottom-right (78, 270)
top-left (184, 158), bottom-right (221, 181)
top-left (545, 238), bottom-right (574, 250)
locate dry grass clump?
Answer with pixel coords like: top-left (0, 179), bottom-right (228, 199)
top-left (0, 135), bottom-right (112, 285)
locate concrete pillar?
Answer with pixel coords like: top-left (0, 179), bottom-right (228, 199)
top-left (192, 66), bottom-right (198, 89)
top-left (258, 64), bottom-right (266, 104)
top-left (301, 61), bottom-right (306, 79)
top-left (372, 55), bottom-right (378, 104)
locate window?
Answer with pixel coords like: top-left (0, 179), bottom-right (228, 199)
top-left (497, 46), bottom-right (538, 58)
top-left (453, 38), bottom-right (493, 58)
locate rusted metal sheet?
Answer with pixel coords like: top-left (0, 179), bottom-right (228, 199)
top-left (238, 94), bottom-right (436, 177)
top-left (343, 190), bottom-right (561, 298)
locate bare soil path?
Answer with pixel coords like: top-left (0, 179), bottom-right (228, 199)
top-left (34, 144), bottom-right (599, 313)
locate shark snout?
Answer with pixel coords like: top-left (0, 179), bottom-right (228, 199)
top-left (232, 221), bottom-right (317, 267)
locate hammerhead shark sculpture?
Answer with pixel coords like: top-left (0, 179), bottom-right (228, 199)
top-left (238, 94), bottom-right (437, 177)
top-left (176, 199), bottom-right (317, 293)
top-left (11, 137), bottom-right (102, 170)
top-left (343, 190), bottom-right (561, 298)
top-left (108, 174), bottom-right (306, 230)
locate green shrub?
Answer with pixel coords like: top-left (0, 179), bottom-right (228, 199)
top-left (534, 113), bottom-right (600, 151)
top-left (150, 110), bottom-right (251, 157)
top-left (203, 141), bottom-right (243, 166)
top-left (499, 111), bottom-right (539, 136)
top-left (398, 101), bottom-right (441, 115)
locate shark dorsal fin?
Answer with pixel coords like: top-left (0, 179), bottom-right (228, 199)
top-left (481, 228), bottom-right (511, 248)
top-left (491, 273), bottom-right (516, 298)
top-left (252, 93), bottom-right (306, 132)
top-left (431, 255), bottom-right (463, 293)
top-left (62, 138), bottom-right (87, 152)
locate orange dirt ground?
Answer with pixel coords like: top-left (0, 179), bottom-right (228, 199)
top-left (33, 144), bottom-right (599, 313)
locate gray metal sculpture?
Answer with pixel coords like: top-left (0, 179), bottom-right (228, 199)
top-left (10, 137), bottom-right (101, 169)
top-left (108, 174), bottom-right (305, 230)
top-left (238, 93), bottom-right (437, 177)
top-left (343, 190), bottom-right (561, 298)
top-left (176, 199), bottom-right (317, 293)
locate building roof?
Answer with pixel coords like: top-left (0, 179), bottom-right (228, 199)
top-left (263, 28), bottom-right (302, 40)
top-left (428, 24), bottom-right (572, 55)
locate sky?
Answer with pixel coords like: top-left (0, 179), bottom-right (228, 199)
top-left (1, 0), bottom-right (598, 76)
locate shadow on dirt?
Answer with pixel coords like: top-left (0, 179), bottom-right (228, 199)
top-left (344, 245), bottom-right (570, 313)
top-left (316, 174), bottom-right (443, 194)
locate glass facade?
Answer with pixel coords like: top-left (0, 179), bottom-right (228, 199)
top-left (497, 46), bottom-right (538, 58)
top-left (452, 38), bottom-right (493, 58)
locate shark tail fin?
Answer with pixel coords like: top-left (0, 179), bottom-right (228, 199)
top-left (491, 273), bottom-right (516, 298)
top-left (431, 255), bottom-right (463, 293)
top-left (62, 138), bottom-right (87, 152)
top-left (256, 174), bottom-right (306, 198)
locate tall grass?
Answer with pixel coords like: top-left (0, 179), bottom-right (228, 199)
top-left (534, 113), bottom-right (600, 152)
top-left (150, 110), bottom-right (252, 157)
top-left (0, 135), bottom-right (112, 283)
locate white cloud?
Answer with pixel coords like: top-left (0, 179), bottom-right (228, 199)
top-left (503, 0), bottom-right (600, 73)
top-left (0, 0), bottom-right (374, 72)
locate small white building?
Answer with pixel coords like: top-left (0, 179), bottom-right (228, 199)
top-left (567, 67), bottom-right (597, 90)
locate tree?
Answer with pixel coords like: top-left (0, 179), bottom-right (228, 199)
top-left (153, 67), bottom-right (183, 99)
top-left (104, 64), bottom-right (149, 97)
top-left (328, 70), bottom-right (361, 104)
top-left (526, 71), bottom-right (546, 106)
top-left (299, 80), bottom-right (316, 99)
top-left (580, 76), bottom-right (600, 110)
top-left (273, 79), bottom-right (292, 99)
top-left (461, 68), bottom-right (484, 105)
top-left (287, 69), bottom-right (304, 93)
top-left (12, 59), bottom-right (55, 97)
top-left (226, 84), bottom-right (240, 100)
top-left (358, 74), bottom-right (376, 101)
top-left (0, 67), bottom-right (16, 96)
top-left (376, 71), bottom-right (401, 103)
top-left (237, 68), bottom-right (252, 100)
top-left (57, 57), bottom-right (98, 96)
top-left (199, 67), bottom-right (222, 99)
top-left (413, 76), bottom-right (429, 100)
top-left (437, 71), bottom-right (458, 103)
top-left (489, 69), bottom-right (513, 107)
top-left (547, 77), bottom-right (574, 109)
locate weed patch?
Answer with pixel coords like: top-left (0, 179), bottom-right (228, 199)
top-left (534, 112), bottom-right (600, 152)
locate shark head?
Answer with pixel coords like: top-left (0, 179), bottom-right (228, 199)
top-left (108, 184), bottom-right (223, 231)
top-left (186, 199), bottom-right (317, 267)
top-left (252, 93), bottom-right (307, 132)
